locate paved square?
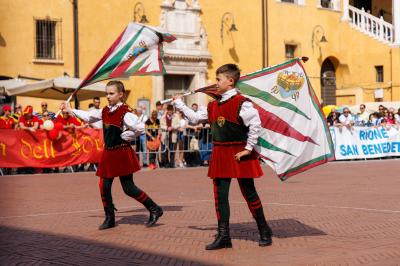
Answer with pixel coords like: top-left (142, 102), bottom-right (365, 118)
top-left (1, 159), bottom-right (399, 265)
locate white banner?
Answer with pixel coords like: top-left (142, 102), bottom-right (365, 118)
top-left (330, 126), bottom-right (400, 160)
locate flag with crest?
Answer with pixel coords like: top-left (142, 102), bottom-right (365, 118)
top-left (78, 22), bottom-right (176, 89)
top-left (201, 58), bottom-right (334, 180)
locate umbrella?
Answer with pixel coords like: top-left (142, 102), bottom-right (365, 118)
top-left (322, 105), bottom-right (338, 117)
top-left (2, 76), bottom-right (121, 101)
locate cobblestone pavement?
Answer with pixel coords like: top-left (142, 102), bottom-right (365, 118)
top-left (0, 159), bottom-right (400, 265)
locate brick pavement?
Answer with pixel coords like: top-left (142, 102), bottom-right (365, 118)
top-left (0, 159), bottom-right (400, 265)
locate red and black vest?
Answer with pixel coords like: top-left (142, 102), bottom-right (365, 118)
top-left (102, 104), bottom-right (131, 150)
top-left (207, 94), bottom-right (249, 144)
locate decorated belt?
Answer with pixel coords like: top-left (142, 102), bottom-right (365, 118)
top-left (213, 141), bottom-right (246, 146)
top-left (104, 143), bottom-right (130, 150)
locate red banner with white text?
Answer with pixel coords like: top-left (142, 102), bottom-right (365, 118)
top-left (0, 129), bottom-right (104, 168)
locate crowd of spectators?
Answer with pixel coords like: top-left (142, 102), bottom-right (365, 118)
top-left (131, 101), bottom-right (212, 170)
top-left (326, 104), bottom-right (400, 130)
top-left (0, 98), bottom-right (213, 174)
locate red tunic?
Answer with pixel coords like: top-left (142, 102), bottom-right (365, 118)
top-left (19, 115), bottom-right (39, 127)
top-left (55, 115), bottom-right (82, 126)
top-left (96, 104), bottom-right (140, 178)
top-left (0, 117), bottom-right (16, 129)
top-left (207, 94), bottom-right (263, 179)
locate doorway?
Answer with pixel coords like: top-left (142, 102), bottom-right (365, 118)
top-left (351, 0), bottom-right (372, 12)
top-left (320, 58), bottom-right (337, 105)
top-left (163, 74), bottom-right (195, 104)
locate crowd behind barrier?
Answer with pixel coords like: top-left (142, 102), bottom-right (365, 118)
top-left (0, 98), bottom-right (214, 175)
top-left (1, 101), bottom-right (400, 175)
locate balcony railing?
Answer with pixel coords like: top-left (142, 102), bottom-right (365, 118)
top-left (347, 5), bottom-right (393, 43)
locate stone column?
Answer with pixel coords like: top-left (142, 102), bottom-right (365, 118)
top-left (341, 0), bottom-right (350, 21)
top-left (393, 0), bottom-right (400, 46)
top-left (152, 76), bottom-right (164, 107)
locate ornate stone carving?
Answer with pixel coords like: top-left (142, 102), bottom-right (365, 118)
top-left (155, 0), bottom-right (211, 106)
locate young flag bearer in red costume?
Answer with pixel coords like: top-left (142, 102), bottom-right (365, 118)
top-left (173, 64), bottom-right (272, 250)
top-left (61, 80), bottom-right (163, 230)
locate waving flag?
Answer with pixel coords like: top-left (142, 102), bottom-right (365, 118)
top-left (202, 58), bottom-right (334, 180)
top-left (79, 22), bottom-right (176, 89)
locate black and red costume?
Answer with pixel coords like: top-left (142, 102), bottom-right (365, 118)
top-left (175, 91), bottom-right (272, 249)
top-left (73, 103), bottom-right (163, 230)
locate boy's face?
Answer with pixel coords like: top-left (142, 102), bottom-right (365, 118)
top-left (216, 73), bottom-right (234, 92)
top-left (105, 85), bottom-right (123, 105)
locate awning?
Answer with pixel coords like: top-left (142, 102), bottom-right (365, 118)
top-left (1, 76), bottom-right (120, 101)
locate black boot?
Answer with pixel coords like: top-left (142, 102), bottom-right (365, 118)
top-left (144, 200), bottom-right (163, 227)
top-left (98, 205), bottom-right (116, 230)
top-left (255, 213), bottom-right (273, 247)
top-left (205, 221), bottom-right (232, 250)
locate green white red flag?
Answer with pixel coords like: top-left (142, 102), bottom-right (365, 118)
top-left (203, 58), bottom-right (334, 180)
top-left (78, 22), bottom-right (176, 89)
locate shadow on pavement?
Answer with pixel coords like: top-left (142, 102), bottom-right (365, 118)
top-left (119, 205), bottom-right (184, 213)
top-left (0, 225), bottom-right (214, 266)
top-left (189, 218), bottom-right (326, 243)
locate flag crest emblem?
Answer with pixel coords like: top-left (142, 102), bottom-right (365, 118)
top-left (273, 71), bottom-right (305, 101)
top-left (217, 116), bottom-right (225, 127)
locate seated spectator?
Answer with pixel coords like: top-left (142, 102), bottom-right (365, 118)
top-left (12, 104), bottom-right (23, 128)
top-left (160, 104), bottom-right (180, 168)
top-left (36, 101), bottom-right (55, 120)
top-left (0, 105), bottom-right (17, 129)
top-left (366, 112), bottom-right (381, 127)
top-left (39, 111), bottom-right (53, 129)
top-left (198, 122), bottom-right (213, 166)
top-left (326, 108), bottom-right (340, 126)
top-left (155, 101), bottom-right (164, 120)
top-left (338, 107), bottom-right (354, 129)
top-left (88, 97), bottom-right (103, 129)
top-left (176, 110), bottom-right (187, 168)
top-left (145, 110), bottom-right (161, 169)
top-left (395, 108), bottom-right (400, 124)
top-left (18, 106), bottom-right (39, 132)
top-left (355, 104), bottom-right (369, 126)
top-left (56, 111), bottom-right (87, 130)
top-left (378, 104), bottom-right (385, 117)
top-left (386, 112), bottom-right (396, 125)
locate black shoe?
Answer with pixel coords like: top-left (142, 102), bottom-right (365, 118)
top-left (99, 205), bottom-right (116, 230)
top-left (145, 203), bottom-right (163, 227)
top-left (255, 212), bottom-right (273, 247)
top-left (205, 221), bottom-right (232, 250)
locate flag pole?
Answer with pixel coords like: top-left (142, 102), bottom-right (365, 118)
top-left (160, 84), bottom-right (216, 105)
top-left (55, 89), bottom-right (80, 117)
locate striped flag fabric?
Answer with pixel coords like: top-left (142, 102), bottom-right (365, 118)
top-left (239, 58), bottom-right (334, 180)
top-left (78, 22), bottom-right (176, 89)
top-left (203, 58), bottom-right (334, 180)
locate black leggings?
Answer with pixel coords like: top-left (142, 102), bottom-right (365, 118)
top-left (213, 178), bottom-right (264, 223)
top-left (99, 174), bottom-right (150, 208)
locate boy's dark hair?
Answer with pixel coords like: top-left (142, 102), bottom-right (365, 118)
top-left (106, 80), bottom-right (125, 93)
top-left (166, 104), bottom-right (174, 111)
top-left (156, 101), bottom-right (162, 106)
top-left (216, 64), bottom-right (240, 85)
top-left (93, 96), bottom-right (100, 101)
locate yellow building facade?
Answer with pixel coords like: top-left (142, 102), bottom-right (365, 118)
top-left (0, 0), bottom-right (399, 113)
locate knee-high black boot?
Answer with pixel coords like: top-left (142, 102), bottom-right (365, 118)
top-left (143, 199), bottom-right (163, 227)
top-left (99, 205), bottom-right (116, 230)
top-left (254, 208), bottom-right (272, 246)
top-left (205, 221), bottom-right (232, 250)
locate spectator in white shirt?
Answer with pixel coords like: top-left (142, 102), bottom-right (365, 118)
top-left (339, 107), bottom-right (354, 130)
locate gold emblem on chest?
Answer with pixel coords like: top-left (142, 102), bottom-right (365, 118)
top-left (217, 116), bottom-right (225, 127)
